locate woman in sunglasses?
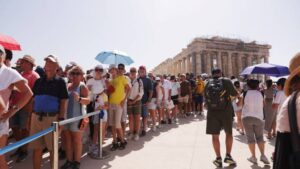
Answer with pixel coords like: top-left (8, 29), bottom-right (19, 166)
top-left (61, 66), bottom-right (90, 169)
top-left (86, 65), bottom-right (108, 155)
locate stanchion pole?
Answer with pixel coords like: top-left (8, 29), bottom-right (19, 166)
top-left (90, 110), bottom-right (110, 160)
top-left (52, 122), bottom-right (59, 169)
top-left (99, 118), bottom-right (103, 158)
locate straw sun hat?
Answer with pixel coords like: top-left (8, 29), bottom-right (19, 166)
top-left (284, 52), bottom-right (300, 96)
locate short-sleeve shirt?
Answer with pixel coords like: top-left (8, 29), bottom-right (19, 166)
top-left (0, 65), bottom-right (24, 114)
top-left (33, 76), bottom-right (68, 113)
top-left (242, 90), bottom-right (264, 120)
top-left (180, 80), bottom-right (191, 96)
top-left (273, 90), bottom-right (287, 113)
top-left (140, 76), bottom-right (153, 104)
top-left (206, 77), bottom-right (237, 116)
top-left (86, 78), bottom-right (106, 100)
top-left (109, 75), bottom-right (129, 104)
top-left (171, 81), bottom-right (180, 96)
top-left (276, 93), bottom-right (300, 133)
top-left (162, 79), bottom-right (172, 100)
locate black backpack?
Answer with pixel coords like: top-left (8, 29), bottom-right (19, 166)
top-left (205, 78), bottom-right (229, 111)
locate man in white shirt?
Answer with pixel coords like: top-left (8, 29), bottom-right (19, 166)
top-left (127, 67), bottom-right (144, 140)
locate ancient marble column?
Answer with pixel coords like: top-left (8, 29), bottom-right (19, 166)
top-left (237, 53), bottom-right (243, 75)
top-left (195, 52), bottom-right (202, 75)
top-left (257, 55), bottom-right (261, 64)
top-left (205, 51), bottom-right (212, 74)
top-left (187, 55), bottom-right (192, 73)
top-left (264, 55), bottom-right (269, 63)
top-left (217, 52), bottom-right (222, 70)
top-left (227, 52), bottom-right (233, 76)
top-left (247, 54), bottom-right (252, 67)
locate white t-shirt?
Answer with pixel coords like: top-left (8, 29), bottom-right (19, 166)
top-left (86, 78), bottom-right (106, 100)
top-left (242, 90), bottom-right (264, 120)
top-left (171, 81), bottom-right (180, 96)
top-left (0, 65), bottom-right (24, 113)
top-left (162, 79), bottom-right (172, 100)
top-left (0, 65), bottom-right (24, 136)
top-left (277, 93), bottom-right (300, 133)
top-left (273, 90), bottom-right (287, 113)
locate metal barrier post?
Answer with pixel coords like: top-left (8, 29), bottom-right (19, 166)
top-left (52, 122), bottom-right (59, 169)
top-left (90, 110), bottom-right (110, 159)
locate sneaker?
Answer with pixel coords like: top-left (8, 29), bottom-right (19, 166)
top-left (16, 151), bottom-right (28, 163)
top-left (151, 126), bottom-right (157, 132)
top-left (161, 120), bottom-right (167, 124)
top-left (110, 142), bottom-right (119, 151)
top-left (72, 161), bottom-right (80, 169)
top-left (60, 160), bottom-right (73, 169)
top-left (247, 156), bottom-right (257, 164)
top-left (213, 157), bottom-right (222, 168)
top-left (168, 118), bottom-right (172, 124)
top-left (127, 132), bottom-right (133, 140)
top-left (133, 134), bottom-right (139, 141)
top-left (88, 144), bottom-right (97, 154)
top-left (260, 155), bottom-right (270, 165)
top-left (119, 141), bottom-right (126, 150)
top-left (174, 118), bottom-right (179, 123)
top-left (140, 130), bottom-right (146, 137)
top-left (224, 154), bottom-right (236, 166)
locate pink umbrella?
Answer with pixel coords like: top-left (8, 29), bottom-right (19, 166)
top-left (0, 34), bottom-right (21, 51)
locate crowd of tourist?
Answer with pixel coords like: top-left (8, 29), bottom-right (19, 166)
top-left (0, 44), bottom-right (299, 169)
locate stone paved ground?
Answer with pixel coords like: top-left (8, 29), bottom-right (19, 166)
top-left (8, 112), bottom-right (275, 169)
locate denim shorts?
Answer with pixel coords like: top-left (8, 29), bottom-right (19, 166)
top-left (141, 104), bottom-right (149, 118)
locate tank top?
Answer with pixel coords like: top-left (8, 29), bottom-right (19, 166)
top-left (67, 83), bottom-right (86, 119)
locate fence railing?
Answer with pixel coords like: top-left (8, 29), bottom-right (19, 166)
top-left (0, 110), bottom-right (109, 169)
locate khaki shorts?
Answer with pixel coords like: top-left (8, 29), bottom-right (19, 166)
top-left (127, 100), bottom-right (141, 115)
top-left (179, 95), bottom-right (189, 103)
top-left (29, 113), bottom-right (58, 150)
top-left (108, 104), bottom-right (122, 128)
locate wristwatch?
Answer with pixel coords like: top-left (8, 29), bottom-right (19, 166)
top-left (11, 105), bottom-right (19, 111)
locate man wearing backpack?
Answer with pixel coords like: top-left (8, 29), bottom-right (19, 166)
top-left (204, 69), bottom-right (238, 168)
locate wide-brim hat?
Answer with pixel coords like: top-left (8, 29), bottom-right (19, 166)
top-left (284, 52), bottom-right (300, 96)
top-left (20, 55), bottom-right (36, 66)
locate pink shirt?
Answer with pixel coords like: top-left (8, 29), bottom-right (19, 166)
top-left (22, 70), bottom-right (40, 89)
top-left (276, 93), bottom-right (300, 133)
top-left (11, 70), bottom-right (39, 105)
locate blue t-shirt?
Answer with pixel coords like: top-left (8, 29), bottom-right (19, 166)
top-left (140, 76), bottom-right (153, 104)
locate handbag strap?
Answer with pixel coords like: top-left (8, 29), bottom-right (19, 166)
top-left (288, 91), bottom-right (300, 152)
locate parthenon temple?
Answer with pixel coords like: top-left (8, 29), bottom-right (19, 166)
top-left (151, 36), bottom-right (271, 77)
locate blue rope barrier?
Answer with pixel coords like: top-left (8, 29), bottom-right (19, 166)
top-left (0, 126), bottom-right (55, 155)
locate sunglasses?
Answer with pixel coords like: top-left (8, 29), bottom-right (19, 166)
top-left (95, 68), bottom-right (103, 72)
top-left (130, 70), bottom-right (136, 73)
top-left (118, 67), bottom-right (124, 70)
top-left (70, 72), bottom-right (81, 76)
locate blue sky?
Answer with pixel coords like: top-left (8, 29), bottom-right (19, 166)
top-left (1, 0), bottom-right (299, 72)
